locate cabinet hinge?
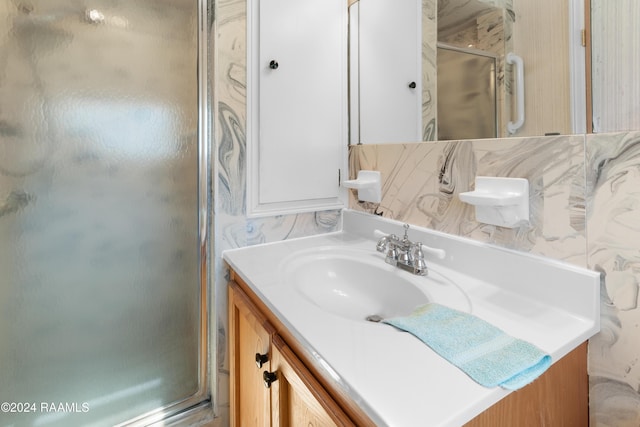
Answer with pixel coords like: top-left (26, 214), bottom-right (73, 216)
top-left (338, 169), bottom-right (341, 186)
top-left (581, 29), bottom-right (587, 47)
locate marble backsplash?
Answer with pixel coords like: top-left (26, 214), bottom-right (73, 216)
top-left (349, 135), bottom-right (587, 264)
top-left (349, 131), bottom-right (640, 426)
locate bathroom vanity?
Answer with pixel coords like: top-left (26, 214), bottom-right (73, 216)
top-left (225, 210), bottom-right (600, 426)
top-left (228, 280), bottom-right (359, 426)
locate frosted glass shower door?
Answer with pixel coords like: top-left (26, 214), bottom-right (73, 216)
top-left (0, 1), bottom-right (206, 426)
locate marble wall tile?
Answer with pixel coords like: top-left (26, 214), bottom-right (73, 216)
top-left (423, 0), bottom-right (437, 140)
top-left (586, 131), bottom-right (640, 426)
top-left (349, 135), bottom-right (586, 265)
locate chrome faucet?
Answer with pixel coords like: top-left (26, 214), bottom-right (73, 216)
top-left (376, 224), bottom-right (428, 276)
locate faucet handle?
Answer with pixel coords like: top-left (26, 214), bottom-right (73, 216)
top-left (413, 242), bottom-right (428, 275)
top-left (413, 242), bottom-right (425, 259)
top-left (385, 246), bottom-right (399, 266)
top-left (402, 223), bottom-right (410, 241)
top-left (398, 248), bottom-right (413, 265)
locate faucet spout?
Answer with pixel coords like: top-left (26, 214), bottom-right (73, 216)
top-left (376, 236), bottom-right (389, 252)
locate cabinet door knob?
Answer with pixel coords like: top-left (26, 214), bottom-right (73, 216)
top-left (255, 352), bottom-right (269, 368)
top-left (269, 60), bottom-right (279, 70)
top-left (408, 81), bottom-right (417, 89)
top-left (263, 370), bottom-right (277, 388)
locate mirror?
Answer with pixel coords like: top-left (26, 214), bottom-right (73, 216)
top-left (349, 0), bottom-right (581, 143)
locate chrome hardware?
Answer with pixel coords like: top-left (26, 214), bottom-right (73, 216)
top-left (375, 236), bottom-right (389, 252)
top-left (385, 238), bottom-right (399, 266)
top-left (376, 224), bottom-right (428, 276)
top-left (263, 370), bottom-right (277, 388)
top-left (365, 314), bottom-right (384, 323)
top-left (255, 352), bottom-right (269, 369)
top-left (413, 243), bottom-right (428, 272)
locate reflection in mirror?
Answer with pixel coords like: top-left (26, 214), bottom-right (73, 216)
top-left (437, 0), bottom-right (508, 140)
top-left (437, 44), bottom-right (497, 140)
top-left (349, 0), bottom-right (575, 144)
top-left (590, 0), bottom-right (640, 133)
top-left (348, 0), bottom-right (423, 145)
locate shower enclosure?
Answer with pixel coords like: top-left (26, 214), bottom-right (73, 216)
top-left (0, 1), bottom-right (212, 425)
top-left (436, 44), bottom-right (498, 141)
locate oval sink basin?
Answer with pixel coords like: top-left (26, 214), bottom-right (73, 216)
top-left (281, 247), bottom-right (469, 322)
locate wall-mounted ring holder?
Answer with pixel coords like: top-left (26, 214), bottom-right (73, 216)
top-left (459, 177), bottom-right (529, 228)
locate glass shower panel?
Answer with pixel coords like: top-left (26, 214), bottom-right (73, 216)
top-left (0, 1), bottom-right (202, 426)
top-left (436, 46), bottom-right (497, 141)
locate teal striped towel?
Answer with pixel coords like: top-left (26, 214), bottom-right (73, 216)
top-left (382, 303), bottom-right (551, 390)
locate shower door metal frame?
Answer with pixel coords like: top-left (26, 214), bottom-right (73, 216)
top-left (436, 42), bottom-right (499, 140)
top-left (115, 0), bottom-right (213, 424)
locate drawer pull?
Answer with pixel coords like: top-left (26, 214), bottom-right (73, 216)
top-left (255, 353), bottom-right (269, 369)
top-left (263, 371), bottom-right (277, 388)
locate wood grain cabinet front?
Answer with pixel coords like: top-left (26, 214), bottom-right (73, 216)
top-left (269, 335), bottom-right (355, 426)
top-left (229, 280), bottom-right (356, 427)
top-left (229, 280), bottom-right (274, 426)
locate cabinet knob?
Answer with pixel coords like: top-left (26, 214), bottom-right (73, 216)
top-left (269, 60), bottom-right (279, 70)
top-left (408, 81), bottom-right (417, 89)
top-left (263, 370), bottom-right (277, 388)
top-left (255, 352), bottom-right (269, 368)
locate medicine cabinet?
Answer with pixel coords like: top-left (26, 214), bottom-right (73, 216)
top-left (349, 0), bottom-right (423, 145)
top-left (247, 0), bottom-right (348, 216)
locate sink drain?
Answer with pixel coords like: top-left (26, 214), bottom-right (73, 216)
top-left (365, 314), bottom-right (384, 323)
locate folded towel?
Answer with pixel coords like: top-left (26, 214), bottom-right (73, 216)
top-left (382, 303), bottom-right (551, 390)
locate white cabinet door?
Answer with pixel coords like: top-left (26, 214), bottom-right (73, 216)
top-left (353, 0), bottom-right (422, 144)
top-left (249, 0), bottom-right (347, 215)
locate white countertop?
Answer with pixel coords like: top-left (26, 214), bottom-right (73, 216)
top-left (223, 210), bottom-right (600, 426)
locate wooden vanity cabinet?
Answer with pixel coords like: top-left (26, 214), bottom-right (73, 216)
top-left (269, 334), bottom-right (356, 426)
top-left (464, 342), bottom-right (589, 427)
top-left (229, 279), bottom-right (358, 426)
top-left (228, 279), bottom-right (274, 426)
top-left (228, 269), bottom-right (588, 427)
